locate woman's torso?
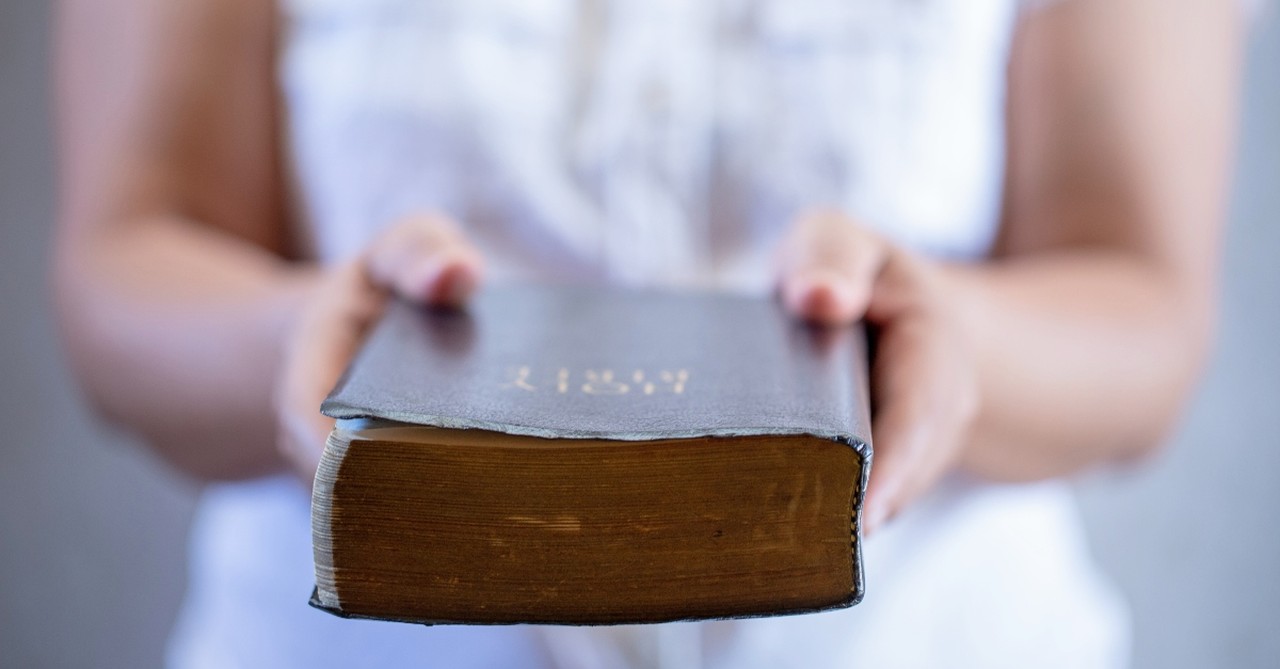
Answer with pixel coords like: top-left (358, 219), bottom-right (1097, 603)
top-left (169, 1), bottom-right (1128, 666)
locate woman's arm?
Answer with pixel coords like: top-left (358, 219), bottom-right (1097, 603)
top-left (778, 0), bottom-right (1242, 528)
top-left (954, 0), bottom-right (1242, 479)
top-left (54, 0), bottom-right (305, 479)
top-left (53, 0), bottom-right (482, 481)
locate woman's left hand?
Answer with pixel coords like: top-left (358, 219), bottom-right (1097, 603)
top-left (776, 209), bottom-right (981, 534)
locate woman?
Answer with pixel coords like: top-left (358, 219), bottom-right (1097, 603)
top-left (53, 0), bottom-right (1240, 666)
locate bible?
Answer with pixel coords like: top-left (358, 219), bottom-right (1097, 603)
top-left (311, 285), bottom-right (872, 625)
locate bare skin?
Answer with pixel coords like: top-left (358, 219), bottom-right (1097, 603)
top-left (54, 0), bottom-right (1240, 533)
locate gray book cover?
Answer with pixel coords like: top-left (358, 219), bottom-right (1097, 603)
top-left (323, 284), bottom-right (872, 451)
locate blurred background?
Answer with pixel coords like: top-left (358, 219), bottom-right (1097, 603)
top-left (2, 2), bottom-right (1277, 668)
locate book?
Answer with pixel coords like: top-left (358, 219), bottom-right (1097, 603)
top-left (311, 285), bottom-right (872, 625)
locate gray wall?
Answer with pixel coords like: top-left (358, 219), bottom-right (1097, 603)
top-left (0, 3), bottom-right (196, 668)
top-left (2, 2), bottom-right (1277, 667)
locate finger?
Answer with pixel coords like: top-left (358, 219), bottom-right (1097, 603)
top-left (276, 261), bottom-right (386, 481)
top-left (861, 257), bottom-right (979, 534)
top-left (862, 321), bottom-right (944, 533)
top-left (365, 214), bottom-right (485, 306)
top-left (776, 210), bottom-right (887, 325)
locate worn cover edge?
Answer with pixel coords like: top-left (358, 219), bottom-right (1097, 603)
top-left (319, 402), bottom-right (870, 458)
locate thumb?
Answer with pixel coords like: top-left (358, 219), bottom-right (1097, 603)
top-left (364, 213), bottom-right (485, 306)
top-left (776, 209), bottom-right (888, 325)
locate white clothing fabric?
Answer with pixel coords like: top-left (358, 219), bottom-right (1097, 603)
top-left (168, 0), bottom-right (1130, 667)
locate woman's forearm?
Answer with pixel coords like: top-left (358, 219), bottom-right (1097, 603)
top-left (55, 217), bottom-right (318, 480)
top-left (942, 250), bottom-right (1213, 482)
top-left (952, 0), bottom-right (1239, 482)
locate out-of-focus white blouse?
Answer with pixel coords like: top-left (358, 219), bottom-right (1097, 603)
top-left (283, 0), bottom-right (1011, 277)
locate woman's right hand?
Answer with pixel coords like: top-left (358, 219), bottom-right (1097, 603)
top-left (275, 214), bottom-right (485, 483)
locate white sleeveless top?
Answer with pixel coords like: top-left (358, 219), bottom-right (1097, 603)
top-left (168, 1), bottom-right (1129, 666)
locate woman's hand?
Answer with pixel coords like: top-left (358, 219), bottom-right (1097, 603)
top-left (275, 214), bottom-right (485, 483)
top-left (776, 210), bottom-right (980, 534)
